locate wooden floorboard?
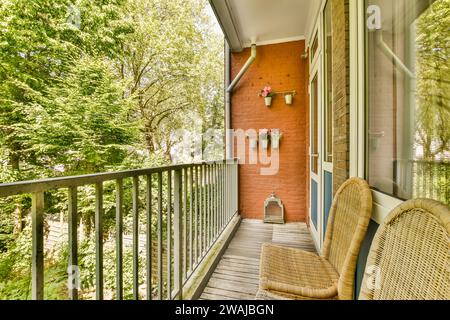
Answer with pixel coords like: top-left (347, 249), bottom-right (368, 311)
top-left (200, 219), bottom-right (316, 300)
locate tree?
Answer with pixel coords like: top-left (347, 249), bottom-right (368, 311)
top-left (415, 0), bottom-right (450, 160)
top-left (116, 0), bottom-right (224, 160)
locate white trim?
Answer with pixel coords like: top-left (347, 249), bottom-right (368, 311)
top-left (305, 0), bottom-right (327, 47)
top-left (349, 0), bottom-right (365, 179)
top-left (371, 190), bottom-right (403, 224)
top-left (309, 24), bottom-right (322, 69)
top-left (241, 36), bottom-right (306, 49)
top-left (209, 0), bottom-right (243, 52)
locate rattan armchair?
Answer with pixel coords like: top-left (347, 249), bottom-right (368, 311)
top-left (257, 178), bottom-right (373, 300)
top-left (359, 199), bottom-right (450, 300)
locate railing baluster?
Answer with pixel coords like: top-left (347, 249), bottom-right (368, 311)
top-left (210, 164), bottom-right (213, 245)
top-left (68, 187), bottom-right (78, 300)
top-left (116, 179), bottom-right (124, 300)
top-left (157, 172), bottom-right (163, 300)
top-left (167, 170), bottom-right (172, 300)
top-left (189, 166), bottom-right (193, 272)
top-left (194, 165), bottom-right (199, 264)
top-left (225, 164), bottom-right (229, 221)
top-left (202, 165), bottom-right (206, 254)
top-left (212, 164), bottom-right (216, 239)
top-left (95, 182), bottom-right (104, 300)
top-left (174, 169), bottom-right (183, 300)
top-left (132, 176), bottom-right (139, 300)
top-left (183, 168), bottom-right (187, 280)
top-left (223, 163), bottom-right (226, 226)
top-left (32, 192), bottom-right (44, 300)
top-left (216, 164), bottom-right (219, 235)
top-left (214, 163), bottom-right (219, 240)
top-left (235, 161), bottom-right (239, 215)
top-left (218, 164), bottom-right (222, 231)
top-left (220, 164), bottom-right (224, 231)
top-left (146, 175), bottom-right (152, 300)
top-left (206, 164), bottom-right (211, 247)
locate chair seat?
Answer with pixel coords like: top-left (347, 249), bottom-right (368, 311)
top-left (259, 244), bottom-right (339, 299)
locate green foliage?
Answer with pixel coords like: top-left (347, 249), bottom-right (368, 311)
top-left (0, 0), bottom-right (223, 299)
top-left (415, 0), bottom-right (450, 160)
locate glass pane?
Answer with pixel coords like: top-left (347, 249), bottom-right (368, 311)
top-left (324, 0), bottom-right (333, 163)
top-left (366, 0), bottom-right (449, 205)
top-left (311, 75), bottom-right (319, 174)
top-left (311, 33), bottom-right (319, 63)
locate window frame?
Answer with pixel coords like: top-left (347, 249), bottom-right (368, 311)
top-left (349, 0), bottom-right (405, 224)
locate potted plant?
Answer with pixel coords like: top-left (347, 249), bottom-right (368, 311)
top-left (259, 129), bottom-right (270, 149)
top-left (271, 129), bottom-right (283, 149)
top-left (260, 86), bottom-right (275, 106)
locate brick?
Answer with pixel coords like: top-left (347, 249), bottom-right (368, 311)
top-left (231, 41), bottom-right (309, 222)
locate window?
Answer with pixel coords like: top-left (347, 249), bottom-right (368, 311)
top-left (366, 0), bottom-right (449, 205)
top-left (310, 32), bottom-right (319, 64)
top-left (324, 0), bottom-right (333, 163)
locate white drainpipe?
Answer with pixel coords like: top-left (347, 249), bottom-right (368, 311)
top-left (225, 40), bottom-right (257, 159)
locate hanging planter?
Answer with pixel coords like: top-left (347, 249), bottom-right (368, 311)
top-left (285, 94), bottom-right (293, 105)
top-left (259, 129), bottom-right (269, 149)
top-left (271, 129), bottom-right (283, 150)
top-left (260, 86), bottom-right (275, 107)
top-left (264, 96), bottom-right (273, 107)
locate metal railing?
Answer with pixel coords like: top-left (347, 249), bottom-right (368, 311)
top-left (412, 160), bottom-right (449, 205)
top-left (394, 159), bottom-right (449, 205)
top-left (0, 159), bottom-right (239, 300)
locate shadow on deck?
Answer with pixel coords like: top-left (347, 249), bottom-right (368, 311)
top-left (200, 219), bottom-right (316, 300)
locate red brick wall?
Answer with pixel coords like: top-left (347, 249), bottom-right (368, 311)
top-left (231, 41), bottom-right (309, 222)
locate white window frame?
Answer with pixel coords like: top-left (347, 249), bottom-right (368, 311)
top-left (349, 0), bottom-right (404, 225)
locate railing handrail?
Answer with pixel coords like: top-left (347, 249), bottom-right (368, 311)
top-left (0, 159), bottom-right (238, 197)
top-left (395, 159), bottom-right (450, 165)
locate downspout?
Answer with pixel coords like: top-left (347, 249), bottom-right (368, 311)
top-left (225, 41), bottom-right (257, 159)
top-left (227, 43), bottom-right (257, 93)
top-left (225, 42), bottom-right (232, 160)
top-left (376, 30), bottom-right (415, 79)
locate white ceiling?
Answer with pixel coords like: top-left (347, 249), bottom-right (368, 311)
top-left (226, 0), bottom-right (313, 48)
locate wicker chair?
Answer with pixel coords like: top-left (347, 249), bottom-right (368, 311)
top-left (257, 178), bottom-right (373, 300)
top-left (359, 199), bottom-right (450, 300)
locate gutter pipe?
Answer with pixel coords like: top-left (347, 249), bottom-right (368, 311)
top-left (225, 42), bottom-right (257, 159)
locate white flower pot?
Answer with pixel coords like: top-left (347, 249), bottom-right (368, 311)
top-left (264, 96), bottom-right (273, 107)
top-left (261, 139), bottom-right (269, 149)
top-left (271, 130), bottom-right (282, 149)
top-left (272, 136), bottom-right (280, 149)
top-left (285, 94), bottom-right (293, 105)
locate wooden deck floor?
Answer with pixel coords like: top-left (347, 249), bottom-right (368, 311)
top-left (200, 219), bottom-right (317, 300)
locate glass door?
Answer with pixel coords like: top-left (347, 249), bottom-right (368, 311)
top-left (309, 1), bottom-right (335, 250)
top-left (309, 24), bottom-right (323, 248)
top-left (309, 68), bottom-right (322, 248)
